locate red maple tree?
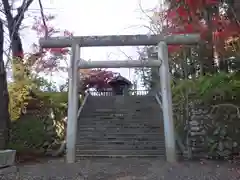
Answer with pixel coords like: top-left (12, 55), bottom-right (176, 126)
top-left (80, 69), bottom-right (120, 91)
top-left (31, 14), bottom-right (117, 91)
top-left (164, 0), bottom-right (240, 53)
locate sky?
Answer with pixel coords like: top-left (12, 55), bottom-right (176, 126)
top-left (20, 0), bottom-right (161, 87)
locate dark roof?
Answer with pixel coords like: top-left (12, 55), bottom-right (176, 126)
top-left (108, 75), bottom-right (132, 85)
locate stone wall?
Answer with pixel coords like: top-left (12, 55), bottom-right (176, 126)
top-left (186, 102), bottom-right (210, 158)
top-left (183, 100), bottom-right (240, 159)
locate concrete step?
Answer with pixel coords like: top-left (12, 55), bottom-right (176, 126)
top-left (78, 121), bottom-right (163, 126)
top-left (78, 126), bottom-right (163, 130)
top-left (78, 126), bottom-right (162, 130)
top-left (78, 126), bottom-right (163, 129)
top-left (81, 109), bottom-right (161, 114)
top-left (75, 140), bottom-right (165, 145)
top-left (78, 129), bottom-right (163, 134)
top-left (76, 144), bottom-right (165, 150)
top-left (84, 102), bottom-right (158, 108)
top-left (77, 132), bottom-right (164, 136)
top-left (76, 137), bottom-right (165, 142)
top-left (84, 104), bottom-right (157, 107)
top-left (77, 126), bottom-right (163, 130)
top-left (80, 110), bottom-right (161, 114)
top-left (76, 133), bottom-right (165, 138)
top-left (75, 149), bottom-right (166, 157)
top-left (78, 118), bottom-right (162, 122)
top-left (78, 121), bottom-right (163, 125)
top-left (79, 114), bottom-right (162, 118)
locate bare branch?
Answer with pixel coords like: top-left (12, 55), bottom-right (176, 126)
top-left (38, 0), bottom-right (48, 38)
top-left (13, 0), bottom-right (34, 31)
top-left (2, 0), bottom-right (13, 26)
top-left (138, 0), bottom-right (161, 34)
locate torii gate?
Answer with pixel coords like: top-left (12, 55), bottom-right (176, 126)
top-left (39, 34), bottom-right (200, 163)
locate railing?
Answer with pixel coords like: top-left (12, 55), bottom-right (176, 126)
top-left (128, 90), bottom-right (149, 96)
top-left (77, 91), bottom-right (90, 118)
top-left (155, 92), bottom-right (162, 108)
top-left (155, 92), bottom-right (186, 155)
top-left (88, 89), bottom-right (149, 96)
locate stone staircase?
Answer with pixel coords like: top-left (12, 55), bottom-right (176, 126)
top-left (76, 95), bottom-right (166, 157)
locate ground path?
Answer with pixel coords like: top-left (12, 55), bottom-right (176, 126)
top-left (2, 158), bottom-right (240, 179)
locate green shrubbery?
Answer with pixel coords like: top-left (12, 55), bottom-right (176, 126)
top-left (8, 88), bottom-right (68, 154)
top-left (7, 61), bottom-right (69, 155)
top-left (172, 72), bottom-right (240, 159)
top-left (172, 72), bottom-right (240, 104)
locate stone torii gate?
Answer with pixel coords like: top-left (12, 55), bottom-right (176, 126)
top-left (39, 34), bottom-right (200, 163)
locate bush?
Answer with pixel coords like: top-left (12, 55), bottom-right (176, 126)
top-left (8, 89), bottom-right (69, 155)
top-left (172, 72), bottom-right (240, 159)
top-left (8, 115), bottom-right (50, 153)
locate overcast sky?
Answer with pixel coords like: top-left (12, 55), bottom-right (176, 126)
top-left (19, 0), bottom-right (161, 86)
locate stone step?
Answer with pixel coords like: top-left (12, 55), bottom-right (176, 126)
top-left (76, 144), bottom-right (165, 150)
top-left (77, 132), bottom-right (164, 136)
top-left (75, 140), bottom-right (164, 145)
top-left (81, 110), bottom-right (161, 114)
top-left (77, 142), bottom-right (165, 147)
top-left (75, 149), bottom-right (165, 157)
top-left (77, 133), bottom-right (165, 137)
top-left (85, 101), bottom-right (157, 105)
top-left (84, 103), bottom-right (159, 108)
top-left (78, 126), bottom-right (163, 130)
top-left (77, 127), bottom-right (164, 132)
top-left (87, 96), bottom-right (155, 100)
top-left (84, 103), bottom-right (159, 106)
top-left (78, 121), bottom-right (163, 125)
top-left (82, 112), bottom-right (161, 115)
top-left (78, 126), bottom-right (162, 129)
top-left (81, 111), bottom-right (161, 114)
top-left (77, 136), bottom-right (165, 141)
top-left (78, 118), bottom-right (162, 122)
top-left (79, 119), bottom-right (162, 122)
top-left (76, 137), bottom-right (165, 142)
top-left (80, 116), bottom-right (162, 119)
top-left (77, 132), bottom-right (165, 137)
top-left (78, 129), bottom-right (163, 134)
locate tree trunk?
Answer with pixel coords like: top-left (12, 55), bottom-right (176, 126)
top-left (2, 0), bottom-right (34, 81)
top-left (11, 30), bottom-right (26, 81)
top-left (0, 20), bottom-right (10, 149)
top-left (201, 7), bottom-right (216, 75)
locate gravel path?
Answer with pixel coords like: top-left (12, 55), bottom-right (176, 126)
top-left (1, 158), bottom-right (240, 180)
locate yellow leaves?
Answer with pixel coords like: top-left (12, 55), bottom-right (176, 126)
top-left (8, 82), bottom-right (31, 121)
top-left (8, 60), bottom-right (34, 120)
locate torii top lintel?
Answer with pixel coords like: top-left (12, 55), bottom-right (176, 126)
top-left (39, 34), bottom-right (200, 48)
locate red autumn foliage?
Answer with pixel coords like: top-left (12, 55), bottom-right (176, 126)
top-left (80, 69), bottom-right (120, 91)
top-left (164, 0), bottom-right (240, 53)
top-left (30, 15), bottom-right (73, 72)
top-left (32, 15), bottom-right (118, 90)
top-left (32, 15), bottom-right (71, 56)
